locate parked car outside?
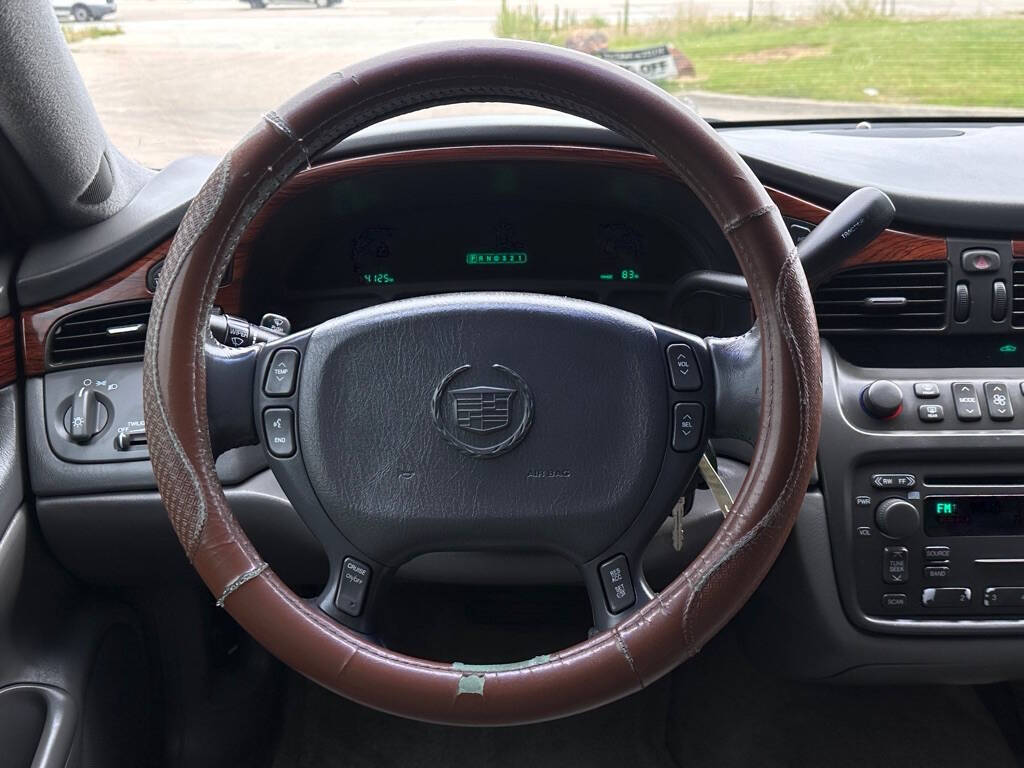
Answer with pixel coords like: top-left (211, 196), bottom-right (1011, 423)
top-left (242, 0), bottom-right (342, 7)
top-left (52, 0), bottom-right (116, 22)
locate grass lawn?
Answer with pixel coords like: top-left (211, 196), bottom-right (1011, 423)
top-left (497, 9), bottom-right (1024, 109)
top-left (62, 24), bottom-right (124, 45)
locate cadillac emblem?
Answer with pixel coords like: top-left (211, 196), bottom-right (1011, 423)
top-left (431, 364), bottom-right (533, 458)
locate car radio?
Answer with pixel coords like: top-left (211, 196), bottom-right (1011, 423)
top-left (851, 468), bottom-right (1024, 620)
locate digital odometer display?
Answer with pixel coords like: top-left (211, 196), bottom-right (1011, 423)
top-left (925, 495), bottom-right (1024, 537)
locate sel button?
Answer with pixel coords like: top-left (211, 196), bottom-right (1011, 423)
top-left (263, 408), bottom-right (295, 457)
top-left (264, 349), bottom-right (299, 396)
top-left (671, 403), bottom-right (704, 452)
top-left (666, 344), bottom-right (701, 391)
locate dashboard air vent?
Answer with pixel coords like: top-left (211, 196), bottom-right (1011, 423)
top-left (48, 300), bottom-right (152, 368)
top-left (813, 262), bottom-right (948, 332)
top-left (1012, 262), bottom-right (1024, 328)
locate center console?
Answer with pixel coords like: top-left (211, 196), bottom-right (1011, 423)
top-left (821, 350), bottom-right (1024, 635)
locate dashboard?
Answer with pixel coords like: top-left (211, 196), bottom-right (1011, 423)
top-left (241, 147), bottom-right (753, 338)
top-left (12, 116), bottom-right (1024, 687)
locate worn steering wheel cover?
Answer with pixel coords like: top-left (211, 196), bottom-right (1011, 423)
top-left (143, 39), bottom-right (821, 725)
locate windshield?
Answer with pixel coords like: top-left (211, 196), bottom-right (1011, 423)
top-left (62, 0), bottom-right (1024, 167)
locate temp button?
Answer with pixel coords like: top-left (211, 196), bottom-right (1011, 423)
top-left (264, 348), bottom-right (299, 396)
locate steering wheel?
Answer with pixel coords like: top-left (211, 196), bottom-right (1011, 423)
top-left (143, 39), bottom-right (821, 726)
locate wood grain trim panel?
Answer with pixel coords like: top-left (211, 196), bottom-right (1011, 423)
top-left (0, 317), bottom-right (17, 388)
top-left (21, 240), bottom-right (247, 376)
top-left (765, 187), bottom-right (948, 267)
top-left (1013, 240), bottom-right (1024, 259)
top-left (241, 145), bottom-right (949, 275)
top-left (19, 143), bottom-right (961, 379)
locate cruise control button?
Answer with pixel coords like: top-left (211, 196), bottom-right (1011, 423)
top-left (984, 382), bottom-right (1013, 421)
top-left (263, 408), bottom-right (295, 457)
top-left (599, 554), bottom-right (636, 614)
top-left (952, 383), bottom-right (982, 421)
top-left (335, 557), bottom-right (372, 616)
top-left (883, 546), bottom-right (909, 585)
top-left (913, 382), bottom-right (940, 398)
top-left (918, 404), bottom-right (944, 422)
top-left (264, 349), bottom-right (299, 396)
top-left (922, 587), bottom-right (971, 607)
top-left (671, 403), bottom-right (703, 452)
top-left (984, 587), bottom-right (1024, 607)
top-left (666, 344), bottom-right (701, 391)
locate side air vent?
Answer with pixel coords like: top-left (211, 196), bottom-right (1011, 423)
top-left (813, 262), bottom-right (949, 332)
top-left (1012, 262), bottom-right (1024, 328)
top-left (48, 300), bottom-right (152, 368)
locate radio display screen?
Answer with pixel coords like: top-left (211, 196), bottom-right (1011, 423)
top-left (925, 495), bottom-right (1024, 537)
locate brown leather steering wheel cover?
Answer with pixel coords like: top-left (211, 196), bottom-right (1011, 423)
top-left (143, 39), bottom-right (821, 726)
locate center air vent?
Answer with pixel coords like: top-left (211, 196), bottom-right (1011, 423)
top-left (48, 300), bottom-right (152, 368)
top-left (813, 262), bottom-right (949, 332)
top-left (1012, 262), bottom-right (1024, 328)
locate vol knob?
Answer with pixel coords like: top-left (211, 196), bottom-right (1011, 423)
top-left (861, 380), bottom-right (903, 419)
top-left (875, 498), bottom-right (920, 539)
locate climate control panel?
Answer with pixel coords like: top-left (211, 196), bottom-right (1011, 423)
top-left (840, 370), bottom-right (1024, 431)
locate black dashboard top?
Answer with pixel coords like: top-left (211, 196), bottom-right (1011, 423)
top-left (17, 115), bottom-right (1024, 305)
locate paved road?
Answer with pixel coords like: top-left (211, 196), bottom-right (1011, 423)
top-left (69, 0), bottom-right (1024, 167)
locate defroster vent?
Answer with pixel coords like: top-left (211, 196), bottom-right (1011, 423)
top-left (813, 262), bottom-right (949, 332)
top-left (47, 300), bottom-right (151, 368)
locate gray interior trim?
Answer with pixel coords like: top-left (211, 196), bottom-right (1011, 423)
top-left (724, 124), bottom-right (1024, 235)
top-left (0, 684), bottom-right (77, 768)
top-left (0, 386), bottom-right (23, 533)
top-left (26, 376), bottom-right (265, 495)
top-left (0, 510), bottom-right (27, 629)
top-left (16, 156), bottom-right (218, 306)
top-left (0, 0), bottom-right (151, 227)
top-left (743, 489), bottom-right (1024, 684)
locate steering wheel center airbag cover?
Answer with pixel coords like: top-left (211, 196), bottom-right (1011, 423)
top-left (300, 293), bottom-right (666, 564)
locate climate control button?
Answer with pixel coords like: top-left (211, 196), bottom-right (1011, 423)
top-left (861, 380), bottom-right (903, 419)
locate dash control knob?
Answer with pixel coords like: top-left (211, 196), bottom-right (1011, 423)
top-left (875, 498), bottom-right (920, 539)
top-left (861, 380), bottom-right (903, 420)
